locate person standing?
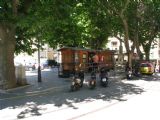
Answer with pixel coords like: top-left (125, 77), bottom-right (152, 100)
top-left (92, 53), bottom-right (99, 71)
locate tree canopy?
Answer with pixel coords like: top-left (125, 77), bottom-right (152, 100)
top-left (0, 0), bottom-right (160, 89)
top-left (1, 0), bottom-right (160, 57)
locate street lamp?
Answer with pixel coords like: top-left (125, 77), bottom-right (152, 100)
top-left (38, 38), bottom-right (42, 82)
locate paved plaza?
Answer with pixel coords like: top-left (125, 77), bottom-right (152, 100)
top-left (0, 68), bottom-right (160, 120)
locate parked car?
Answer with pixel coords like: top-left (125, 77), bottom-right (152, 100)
top-left (140, 62), bottom-right (154, 75)
top-left (25, 62), bottom-right (36, 71)
top-left (47, 60), bottom-right (58, 67)
top-left (35, 59), bottom-right (58, 69)
top-left (41, 59), bottom-right (58, 68)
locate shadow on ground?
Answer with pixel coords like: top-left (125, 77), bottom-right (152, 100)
top-left (1, 70), bottom-right (160, 119)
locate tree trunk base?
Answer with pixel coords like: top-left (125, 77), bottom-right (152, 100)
top-left (0, 23), bottom-right (17, 90)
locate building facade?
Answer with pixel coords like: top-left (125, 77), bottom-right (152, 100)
top-left (106, 37), bottom-right (160, 63)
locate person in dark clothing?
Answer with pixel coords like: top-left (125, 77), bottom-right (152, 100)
top-left (92, 54), bottom-right (99, 72)
top-left (125, 62), bottom-right (130, 72)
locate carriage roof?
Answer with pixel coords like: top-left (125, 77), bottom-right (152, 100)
top-left (57, 47), bottom-right (115, 53)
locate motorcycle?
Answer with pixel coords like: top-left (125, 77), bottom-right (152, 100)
top-left (99, 68), bottom-right (108, 87)
top-left (89, 71), bottom-right (96, 89)
top-left (70, 74), bottom-right (81, 91)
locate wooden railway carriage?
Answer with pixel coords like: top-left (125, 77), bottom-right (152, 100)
top-left (58, 47), bottom-right (115, 77)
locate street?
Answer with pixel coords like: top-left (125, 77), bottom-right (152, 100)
top-left (0, 69), bottom-right (160, 120)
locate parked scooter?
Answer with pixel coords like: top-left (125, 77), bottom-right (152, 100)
top-left (99, 68), bottom-right (108, 87)
top-left (70, 73), bottom-right (81, 91)
top-left (89, 71), bottom-right (96, 89)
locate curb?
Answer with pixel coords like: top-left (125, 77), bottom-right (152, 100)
top-left (6, 84), bottom-right (32, 92)
top-left (0, 85), bottom-right (69, 101)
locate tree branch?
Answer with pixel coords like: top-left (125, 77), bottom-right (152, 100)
top-left (12, 0), bottom-right (19, 16)
top-left (115, 36), bottom-right (124, 43)
top-left (120, 0), bottom-right (130, 16)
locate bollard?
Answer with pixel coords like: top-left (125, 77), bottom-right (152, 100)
top-left (15, 65), bottom-right (27, 86)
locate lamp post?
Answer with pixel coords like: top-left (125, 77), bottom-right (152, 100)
top-left (38, 38), bottom-right (42, 82)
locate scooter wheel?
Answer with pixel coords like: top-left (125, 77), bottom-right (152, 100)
top-left (90, 83), bottom-right (96, 89)
top-left (103, 84), bottom-right (107, 87)
top-left (80, 83), bottom-right (83, 88)
top-left (70, 86), bottom-right (76, 92)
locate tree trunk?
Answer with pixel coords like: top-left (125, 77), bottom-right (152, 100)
top-left (0, 23), bottom-right (17, 89)
top-left (134, 35), bottom-right (143, 60)
top-left (145, 52), bottom-right (150, 61)
top-left (116, 37), bottom-right (124, 64)
top-left (120, 15), bottom-right (130, 53)
top-left (145, 48), bottom-right (150, 61)
top-left (142, 39), bottom-right (152, 61)
top-left (120, 14), bottom-right (132, 68)
top-left (135, 8), bottom-right (143, 60)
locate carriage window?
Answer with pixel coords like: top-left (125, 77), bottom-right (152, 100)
top-left (83, 54), bottom-right (86, 58)
top-left (82, 54), bottom-right (87, 63)
top-left (75, 52), bottom-right (79, 63)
